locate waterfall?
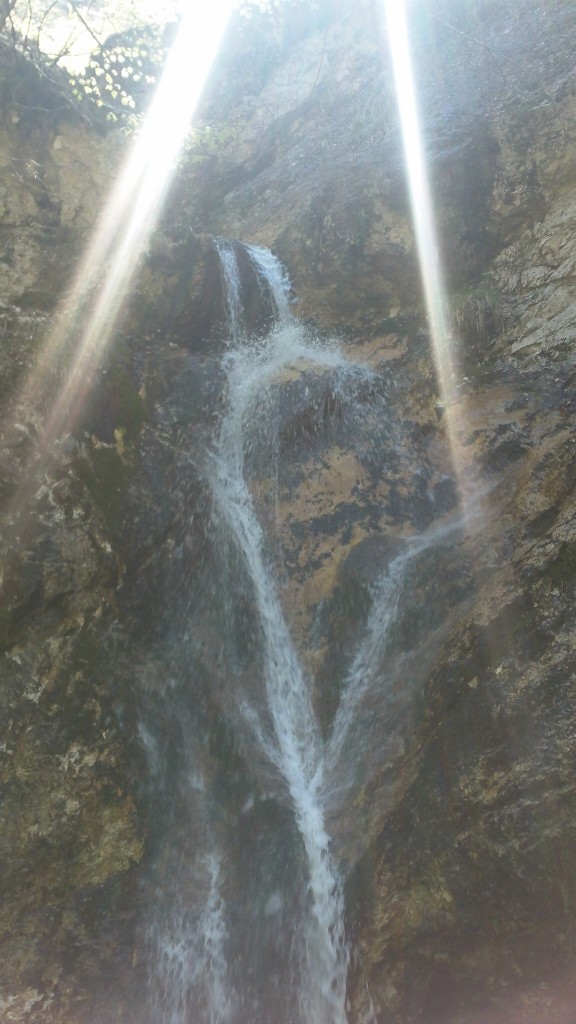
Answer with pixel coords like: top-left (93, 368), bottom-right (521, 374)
top-left (146, 239), bottom-right (468, 1023)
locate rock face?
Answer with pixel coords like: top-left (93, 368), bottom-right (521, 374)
top-left (1, 1), bottom-right (576, 1021)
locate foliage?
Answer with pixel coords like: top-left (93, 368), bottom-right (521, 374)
top-left (67, 21), bottom-right (173, 125)
top-left (1, 0), bottom-right (343, 129)
top-left (0, 0), bottom-right (174, 127)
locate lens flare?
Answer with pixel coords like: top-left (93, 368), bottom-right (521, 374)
top-left (383, 0), bottom-right (472, 516)
top-left (28, 0), bottom-right (239, 446)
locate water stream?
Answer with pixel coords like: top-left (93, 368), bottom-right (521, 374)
top-left (211, 243), bottom-right (350, 1024)
top-left (214, 238), bottom-right (246, 347)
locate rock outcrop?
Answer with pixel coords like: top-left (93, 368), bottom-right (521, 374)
top-left (1, 1), bottom-right (576, 1020)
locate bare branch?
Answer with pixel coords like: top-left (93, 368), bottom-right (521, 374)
top-left (0, 0), bottom-right (17, 36)
top-left (430, 11), bottom-right (567, 136)
top-left (67, 0), bottom-right (106, 54)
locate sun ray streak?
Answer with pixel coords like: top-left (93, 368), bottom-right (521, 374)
top-left (383, 0), bottom-right (474, 519)
top-left (34, 0), bottom-right (239, 443)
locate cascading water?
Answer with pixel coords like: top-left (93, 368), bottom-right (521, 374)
top-left (244, 242), bottom-right (292, 322)
top-left (210, 244), bottom-right (351, 1024)
top-left (145, 239), bottom-right (472, 1024)
top-left (214, 238), bottom-right (246, 346)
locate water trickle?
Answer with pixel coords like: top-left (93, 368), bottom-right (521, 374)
top-left (325, 516), bottom-right (462, 792)
top-left (150, 841), bottom-right (230, 1024)
top-left (199, 856), bottom-right (231, 1024)
top-left (214, 238), bottom-right (245, 346)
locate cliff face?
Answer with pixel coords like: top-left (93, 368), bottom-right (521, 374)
top-left (1, 2), bottom-right (576, 1021)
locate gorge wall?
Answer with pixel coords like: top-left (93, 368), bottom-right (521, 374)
top-left (1, 1), bottom-right (576, 1021)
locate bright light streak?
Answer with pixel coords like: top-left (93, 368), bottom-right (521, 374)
top-left (39, 0), bottom-right (240, 443)
top-left (383, 0), bottom-right (471, 513)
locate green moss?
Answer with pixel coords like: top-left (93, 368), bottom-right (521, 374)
top-left (115, 378), bottom-right (145, 442)
top-left (345, 200), bottom-right (374, 264)
top-left (376, 314), bottom-right (420, 336)
top-left (451, 274), bottom-right (503, 305)
top-left (75, 447), bottom-right (133, 537)
top-left (546, 542), bottom-right (576, 586)
top-left (105, 339), bottom-right (147, 443)
top-left (0, 606), bottom-right (14, 652)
